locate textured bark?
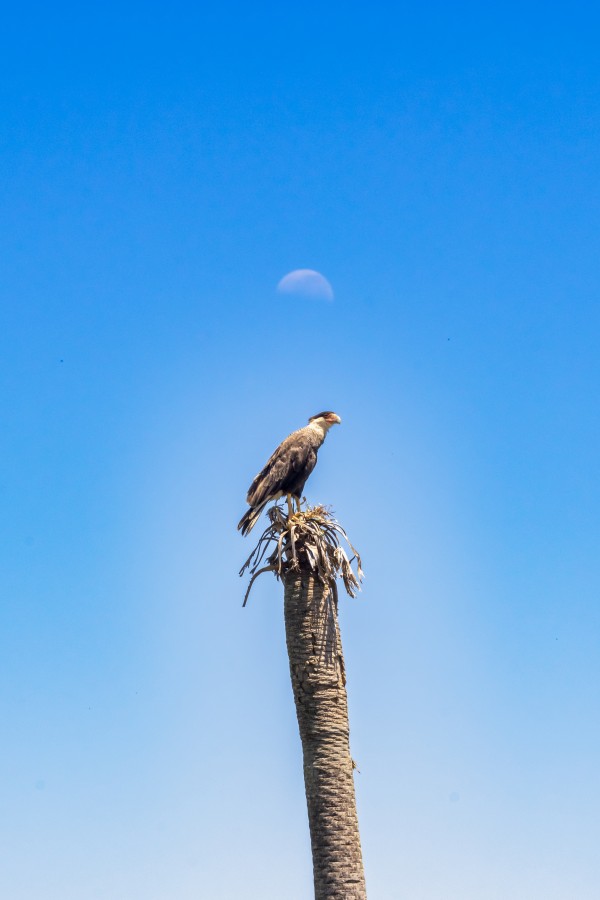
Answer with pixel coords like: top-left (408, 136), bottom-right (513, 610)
top-left (284, 568), bottom-right (367, 899)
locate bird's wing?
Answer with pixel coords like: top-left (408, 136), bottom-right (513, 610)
top-left (246, 430), bottom-right (313, 507)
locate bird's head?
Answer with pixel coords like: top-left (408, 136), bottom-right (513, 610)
top-left (309, 411), bottom-right (341, 431)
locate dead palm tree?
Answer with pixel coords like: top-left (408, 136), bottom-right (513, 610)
top-left (241, 505), bottom-right (367, 899)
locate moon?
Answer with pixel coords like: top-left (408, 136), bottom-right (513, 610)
top-left (276, 269), bottom-right (334, 302)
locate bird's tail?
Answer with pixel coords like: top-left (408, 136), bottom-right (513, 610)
top-left (237, 502), bottom-right (267, 536)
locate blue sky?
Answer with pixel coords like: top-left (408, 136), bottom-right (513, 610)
top-left (1, 2), bottom-right (599, 897)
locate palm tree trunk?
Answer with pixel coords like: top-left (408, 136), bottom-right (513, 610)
top-left (284, 568), bottom-right (367, 899)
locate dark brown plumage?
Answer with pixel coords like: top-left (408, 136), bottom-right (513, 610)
top-left (238, 411), bottom-right (341, 535)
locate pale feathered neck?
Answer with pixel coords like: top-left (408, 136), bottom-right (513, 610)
top-left (306, 419), bottom-right (332, 442)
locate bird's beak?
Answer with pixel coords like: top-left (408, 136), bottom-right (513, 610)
top-left (332, 414), bottom-right (341, 424)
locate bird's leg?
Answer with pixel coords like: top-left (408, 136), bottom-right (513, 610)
top-left (286, 494), bottom-right (298, 565)
top-left (295, 496), bottom-right (302, 512)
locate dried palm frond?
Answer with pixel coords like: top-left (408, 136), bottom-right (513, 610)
top-left (240, 503), bottom-right (364, 608)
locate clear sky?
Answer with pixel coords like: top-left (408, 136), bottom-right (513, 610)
top-left (1, 2), bottom-right (599, 898)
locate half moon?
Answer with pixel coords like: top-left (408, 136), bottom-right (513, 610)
top-left (276, 269), bottom-right (334, 302)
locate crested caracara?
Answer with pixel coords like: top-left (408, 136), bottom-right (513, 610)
top-left (237, 411), bottom-right (341, 535)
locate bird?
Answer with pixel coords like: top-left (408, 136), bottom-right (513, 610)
top-left (238, 411), bottom-right (341, 536)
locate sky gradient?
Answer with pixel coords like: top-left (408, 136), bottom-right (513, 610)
top-left (1, 2), bottom-right (599, 898)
